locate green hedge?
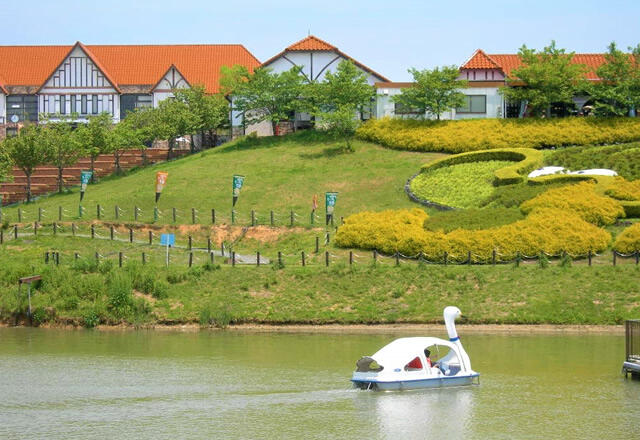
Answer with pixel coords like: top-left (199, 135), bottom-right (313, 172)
top-left (621, 201), bottom-right (640, 218)
top-left (528, 174), bottom-right (596, 185)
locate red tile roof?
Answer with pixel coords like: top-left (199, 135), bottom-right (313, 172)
top-left (0, 43), bottom-right (261, 94)
top-left (462, 50), bottom-right (607, 80)
top-left (262, 35), bottom-right (390, 82)
top-left (0, 74), bottom-right (7, 94)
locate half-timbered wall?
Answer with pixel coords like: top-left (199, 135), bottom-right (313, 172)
top-left (39, 46), bottom-right (119, 120)
top-left (153, 66), bottom-right (189, 107)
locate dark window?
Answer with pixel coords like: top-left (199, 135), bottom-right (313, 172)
top-left (92, 95), bottom-right (98, 114)
top-left (60, 95), bottom-right (66, 114)
top-left (394, 102), bottom-right (422, 115)
top-left (6, 95), bottom-right (38, 122)
top-left (120, 94), bottom-right (153, 118)
top-left (71, 95), bottom-right (77, 114)
top-left (457, 95), bottom-right (486, 114)
top-left (81, 95), bottom-right (88, 114)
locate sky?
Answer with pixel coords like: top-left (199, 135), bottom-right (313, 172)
top-left (1, 0), bottom-right (639, 81)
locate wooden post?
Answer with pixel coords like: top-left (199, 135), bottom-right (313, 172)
top-left (251, 210), bottom-right (256, 226)
top-left (444, 251), bottom-right (448, 266)
top-left (189, 252), bottom-right (193, 267)
top-left (38, 207), bottom-right (43, 222)
top-left (349, 251), bottom-right (353, 266)
top-left (119, 252), bottom-right (123, 267)
top-left (14, 224), bottom-right (18, 240)
top-left (467, 251), bottom-right (471, 264)
top-left (257, 251), bottom-right (260, 267)
top-left (232, 251), bottom-right (236, 267)
top-left (95, 252), bottom-right (99, 263)
top-left (91, 224), bottom-right (95, 239)
top-left (142, 252), bottom-right (146, 265)
top-left (516, 252), bottom-right (521, 267)
top-left (97, 204), bottom-right (101, 220)
top-left (55, 252), bottom-right (59, 266)
top-left (53, 222), bottom-right (57, 235)
top-left (325, 251), bottom-right (329, 267)
top-left (115, 205), bottom-right (119, 220)
top-left (172, 207), bottom-right (177, 223)
top-left (72, 223), bottom-right (76, 236)
top-left (129, 228), bottom-right (133, 243)
top-left (210, 252), bottom-right (215, 264)
top-left (207, 238), bottom-right (212, 254)
top-left (270, 210), bottom-right (274, 226)
top-left (221, 243), bottom-right (225, 257)
top-left (492, 249), bottom-right (496, 266)
top-left (59, 206), bottom-right (63, 221)
top-left (373, 249), bottom-right (377, 265)
top-left (588, 250), bottom-right (592, 267)
top-left (613, 251), bottom-right (617, 266)
top-left (395, 252), bottom-right (400, 266)
top-left (0, 229), bottom-right (3, 244)
top-left (33, 222), bottom-right (38, 236)
top-left (636, 250), bottom-right (639, 266)
top-left (148, 230), bottom-right (153, 245)
top-left (326, 232), bottom-right (330, 244)
top-left (315, 236), bottom-right (319, 253)
top-left (278, 251), bottom-right (282, 267)
top-left (211, 208), bottom-right (216, 224)
top-left (134, 206), bottom-right (139, 221)
top-left (301, 251), bottom-right (306, 266)
top-left (290, 210), bottom-right (294, 227)
top-left (191, 208), bottom-right (196, 224)
top-left (110, 225), bottom-right (114, 240)
top-left (231, 210), bottom-right (235, 224)
top-left (188, 235), bottom-right (192, 250)
top-left (45, 251), bottom-right (49, 263)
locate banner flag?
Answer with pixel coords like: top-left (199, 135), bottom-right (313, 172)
top-left (155, 171), bottom-right (168, 203)
top-left (325, 192), bottom-right (338, 225)
top-left (232, 175), bottom-right (245, 207)
top-left (312, 194), bottom-right (318, 212)
top-left (80, 171), bottom-right (93, 202)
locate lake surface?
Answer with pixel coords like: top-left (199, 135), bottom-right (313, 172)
top-left (0, 328), bottom-right (638, 439)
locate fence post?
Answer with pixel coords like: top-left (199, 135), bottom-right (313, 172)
top-left (588, 250), bottom-right (592, 266)
top-left (395, 252), bottom-right (400, 266)
top-left (129, 228), bottom-right (133, 243)
top-left (142, 252), bottom-right (146, 265)
top-left (373, 249), bottom-right (377, 265)
top-left (59, 206), bottom-right (63, 221)
top-left (38, 207), bottom-right (43, 222)
top-left (74, 252), bottom-right (79, 261)
top-left (207, 238), bottom-right (212, 254)
top-left (110, 225), bottom-right (114, 240)
top-left (53, 222), bottom-right (57, 235)
top-left (278, 251), bottom-right (283, 267)
top-left (45, 251), bottom-right (49, 263)
top-left (0, 229), bottom-right (3, 244)
top-left (255, 251), bottom-right (260, 267)
top-left (349, 251), bottom-right (353, 266)
top-left (325, 232), bottom-right (330, 244)
top-left (467, 251), bottom-right (472, 264)
top-left (315, 236), bottom-right (319, 253)
top-left (290, 210), bottom-right (294, 227)
top-left (613, 251), bottom-right (617, 266)
top-left (172, 207), bottom-right (177, 223)
top-left (115, 205), bottom-right (119, 220)
top-left (14, 224), bottom-right (18, 239)
top-left (232, 251), bottom-right (236, 267)
top-left (251, 210), bottom-right (256, 227)
top-left (325, 251), bottom-right (329, 267)
top-left (154, 207), bottom-right (159, 222)
top-left (492, 249), bottom-right (496, 266)
top-left (191, 208), bottom-right (196, 224)
top-left (221, 243), bottom-right (225, 257)
top-left (270, 211), bottom-right (274, 227)
top-left (211, 208), bottom-right (216, 224)
top-left (301, 251), bottom-right (306, 267)
top-left (118, 252), bottom-right (123, 267)
top-left (55, 252), bottom-right (59, 266)
top-left (97, 204), bottom-right (101, 220)
top-left (95, 252), bottom-right (99, 264)
top-left (209, 252), bottom-right (215, 265)
top-left (91, 224), bottom-right (95, 239)
top-left (189, 252), bottom-right (193, 267)
top-left (636, 250), bottom-right (639, 265)
top-left (310, 210), bottom-right (315, 225)
top-left (516, 252), bottom-right (521, 267)
top-left (149, 231), bottom-right (153, 245)
top-left (134, 206), bottom-right (139, 222)
top-left (231, 210), bottom-right (235, 225)
top-left (444, 251), bottom-right (448, 266)
top-left (72, 223), bottom-right (76, 236)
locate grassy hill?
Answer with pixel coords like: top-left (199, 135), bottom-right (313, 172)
top-left (1, 132), bottom-right (442, 225)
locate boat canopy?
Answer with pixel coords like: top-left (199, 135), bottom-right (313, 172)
top-left (370, 337), bottom-right (459, 369)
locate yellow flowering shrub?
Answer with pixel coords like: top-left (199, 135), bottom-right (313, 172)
top-left (356, 117), bottom-right (640, 153)
top-left (614, 223), bottom-right (640, 253)
top-left (520, 182), bottom-right (625, 226)
top-left (335, 207), bottom-right (611, 262)
top-left (604, 177), bottom-right (640, 201)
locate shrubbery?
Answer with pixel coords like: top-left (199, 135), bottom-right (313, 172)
top-left (424, 208), bottom-right (525, 232)
top-left (520, 182), bottom-right (625, 226)
top-left (545, 143), bottom-right (640, 181)
top-left (356, 117), bottom-right (640, 153)
top-left (335, 207), bottom-right (611, 262)
top-left (604, 177), bottom-right (640, 201)
top-left (614, 223), bottom-right (640, 253)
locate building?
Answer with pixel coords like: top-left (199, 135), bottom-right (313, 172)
top-left (233, 35), bottom-right (389, 136)
top-left (376, 49), bottom-right (610, 120)
top-left (0, 42), bottom-right (260, 138)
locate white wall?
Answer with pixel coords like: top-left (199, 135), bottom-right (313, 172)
top-left (153, 67), bottom-right (190, 107)
top-left (0, 93), bottom-right (5, 123)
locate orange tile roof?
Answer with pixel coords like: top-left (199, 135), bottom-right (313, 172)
top-left (462, 50), bottom-right (607, 80)
top-left (287, 35), bottom-right (336, 51)
top-left (0, 74), bottom-right (7, 94)
top-left (262, 35), bottom-right (390, 82)
top-left (0, 43), bottom-right (261, 94)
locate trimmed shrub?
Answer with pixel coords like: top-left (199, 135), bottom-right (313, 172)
top-left (520, 182), bottom-right (625, 226)
top-left (545, 142), bottom-right (640, 181)
top-left (528, 174), bottom-right (595, 185)
top-left (107, 272), bottom-right (133, 317)
top-left (480, 182), bottom-right (566, 208)
top-left (356, 117), bottom-right (640, 153)
top-left (614, 223), bottom-right (640, 254)
top-left (424, 208), bottom-right (524, 232)
top-left (620, 201), bottom-right (640, 218)
top-left (604, 177), bottom-right (640, 201)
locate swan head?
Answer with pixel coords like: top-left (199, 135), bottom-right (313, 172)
top-left (443, 306), bottom-right (462, 322)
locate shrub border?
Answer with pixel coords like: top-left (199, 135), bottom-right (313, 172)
top-left (405, 173), bottom-right (456, 211)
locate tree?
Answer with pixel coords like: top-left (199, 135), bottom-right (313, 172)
top-left (0, 139), bottom-right (12, 185)
top-left (317, 104), bottom-right (360, 152)
top-left (223, 65), bottom-right (305, 135)
top-left (590, 42), bottom-right (640, 116)
top-left (500, 41), bottom-right (587, 117)
top-left (41, 116), bottom-right (82, 193)
top-left (174, 85), bottom-right (230, 149)
top-left (392, 66), bottom-right (468, 120)
top-left (108, 117), bottom-right (144, 174)
top-left (3, 124), bottom-right (50, 202)
top-left (153, 98), bottom-right (198, 159)
top-left (76, 113), bottom-right (113, 182)
top-left (313, 60), bottom-right (374, 115)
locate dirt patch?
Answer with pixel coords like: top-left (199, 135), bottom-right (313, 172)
top-left (134, 290), bottom-right (156, 305)
top-left (249, 289), bottom-right (274, 299)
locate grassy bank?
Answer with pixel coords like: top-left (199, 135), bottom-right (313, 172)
top-left (2, 234), bottom-right (639, 327)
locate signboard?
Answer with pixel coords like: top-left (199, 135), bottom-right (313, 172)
top-left (160, 233), bottom-right (175, 247)
top-left (325, 192), bottom-right (338, 225)
top-left (155, 171), bottom-right (168, 203)
top-left (79, 170), bottom-right (92, 201)
top-left (10, 114), bottom-right (19, 123)
top-left (232, 175), bottom-right (245, 207)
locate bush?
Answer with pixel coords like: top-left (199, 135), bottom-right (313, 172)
top-left (82, 308), bottom-right (101, 328)
top-left (620, 201), bottom-right (640, 218)
top-left (528, 174), bottom-right (595, 185)
top-left (545, 143), bottom-right (640, 181)
top-left (107, 272), bottom-right (133, 317)
top-left (614, 223), bottom-right (640, 254)
top-left (199, 304), bottom-right (233, 328)
top-left (480, 183), bottom-right (566, 208)
top-left (424, 208), bottom-right (524, 232)
top-left (356, 117), bottom-right (640, 153)
top-left (520, 182), bottom-right (625, 226)
top-left (152, 280), bottom-right (169, 299)
top-left (604, 177), bottom-right (640, 201)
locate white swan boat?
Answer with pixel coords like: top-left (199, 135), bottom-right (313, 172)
top-left (351, 306), bottom-right (479, 391)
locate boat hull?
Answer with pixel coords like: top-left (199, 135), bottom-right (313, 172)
top-left (352, 374), bottom-right (479, 391)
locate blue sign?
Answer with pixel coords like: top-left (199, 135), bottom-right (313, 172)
top-left (160, 233), bottom-right (175, 247)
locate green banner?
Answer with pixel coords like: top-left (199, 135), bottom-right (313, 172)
top-left (80, 171), bottom-right (93, 202)
top-left (325, 192), bottom-right (338, 225)
top-left (233, 175), bottom-right (245, 207)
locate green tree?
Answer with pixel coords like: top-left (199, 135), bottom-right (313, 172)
top-left (393, 66), bottom-right (468, 120)
top-left (3, 124), bottom-right (51, 202)
top-left (76, 113), bottom-right (113, 182)
top-left (590, 42), bottom-right (640, 116)
top-left (318, 104), bottom-right (360, 152)
top-left (312, 60), bottom-right (375, 118)
top-left (153, 98), bottom-right (198, 159)
top-left (41, 116), bottom-right (82, 193)
top-left (0, 139), bottom-right (12, 185)
top-left (108, 118), bottom-right (144, 174)
top-left (223, 65), bottom-right (305, 135)
top-left (174, 85), bottom-right (230, 149)
top-left (500, 41), bottom-right (587, 117)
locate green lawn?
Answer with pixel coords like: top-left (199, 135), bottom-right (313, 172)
top-left (1, 132), bottom-right (442, 225)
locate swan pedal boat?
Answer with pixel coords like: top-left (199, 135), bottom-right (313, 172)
top-left (351, 306), bottom-right (479, 391)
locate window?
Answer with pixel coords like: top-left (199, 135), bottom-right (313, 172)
top-left (457, 95), bottom-right (486, 114)
top-left (394, 102), bottom-right (422, 115)
top-left (60, 95), bottom-right (66, 114)
top-left (120, 94), bottom-right (153, 118)
top-left (81, 95), bottom-right (88, 114)
top-left (6, 95), bottom-right (38, 122)
top-left (92, 95), bottom-right (98, 114)
top-left (70, 95), bottom-right (77, 114)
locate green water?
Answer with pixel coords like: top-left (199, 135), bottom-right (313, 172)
top-left (0, 328), bottom-right (638, 439)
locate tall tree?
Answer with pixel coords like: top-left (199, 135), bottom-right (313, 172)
top-left (108, 118), bottom-right (145, 174)
top-left (393, 66), bottom-right (468, 120)
top-left (590, 42), bottom-right (640, 116)
top-left (76, 113), bottom-right (113, 182)
top-left (153, 98), bottom-right (198, 159)
top-left (3, 124), bottom-right (51, 202)
top-left (500, 41), bottom-right (587, 117)
top-left (41, 116), bottom-right (82, 193)
top-left (223, 65), bottom-right (305, 135)
top-left (174, 85), bottom-right (230, 149)
top-left (313, 60), bottom-right (374, 116)
top-left (318, 104), bottom-right (361, 152)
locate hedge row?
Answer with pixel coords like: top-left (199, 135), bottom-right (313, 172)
top-left (614, 223), bottom-right (640, 253)
top-left (527, 174), bottom-right (596, 185)
top-left (604, 177), bottom-right (640, 201)
top-left (418, 148), bottom-right (543, 186)
top-left (335, 208), bottom-right (611, 262)
top-left (356, 117), bottom-right (640, 153)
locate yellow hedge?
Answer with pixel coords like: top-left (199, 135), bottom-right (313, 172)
top-left (356, 117), bottom-right (640, 153)
top-left (604, 177), bottom-right (640, 201)
top-left (520, 182), bottom-right (625, 226)
top-left (614, 223), bottom-right (640, 253)
top-left (335, 207), bottom-right (611, 262)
